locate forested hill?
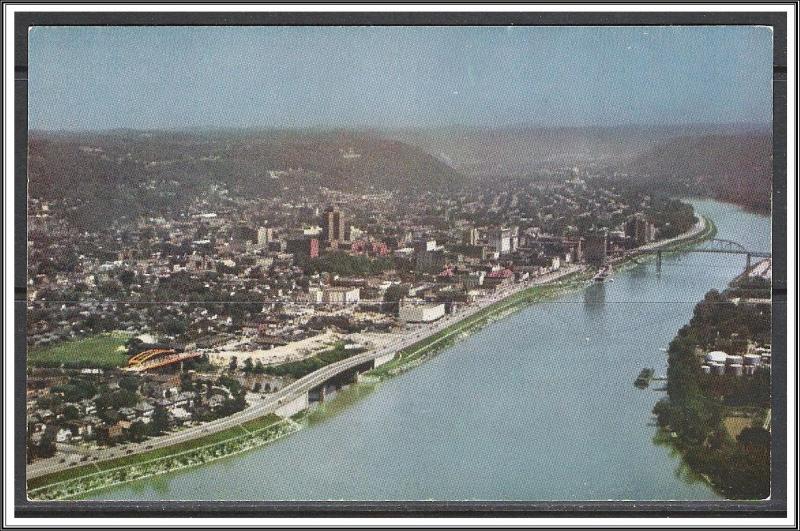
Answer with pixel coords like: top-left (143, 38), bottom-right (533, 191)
top-left (624, 133), bottom-right (772, 215)
top-left (392, 125), bottom-right (772, 215)
top-left (27, 130), bottom-right (464, 228)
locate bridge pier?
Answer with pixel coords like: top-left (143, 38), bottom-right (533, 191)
top-left (319, 383), bottom-right (329, 402)
top-left (275, 393), bottom-right (309, 418)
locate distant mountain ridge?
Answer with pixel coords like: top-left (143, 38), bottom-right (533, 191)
top-left (389, 123), bottom-right (770, 177)
top-left (390, 124), bottom-right (772, 214)
top-left (624, 133), bottom-right (772, 214)
top-left (28, 130), bottom-right (464, 228)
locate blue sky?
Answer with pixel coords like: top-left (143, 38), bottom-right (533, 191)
top-left (29, 25), bottom-right (773, 131)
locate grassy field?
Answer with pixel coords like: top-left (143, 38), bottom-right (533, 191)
top-left (27, 413), bottom-right (283, 490)
top-left (27, 332), bottom-right (132, 368)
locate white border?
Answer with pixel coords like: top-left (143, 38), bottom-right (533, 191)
top-left (3, 3), bottom-right (796, 528)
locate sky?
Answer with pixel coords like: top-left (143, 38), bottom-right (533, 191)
top-left (28, 25), bottom-right (773, 131)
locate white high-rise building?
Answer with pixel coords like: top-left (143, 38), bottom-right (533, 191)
top-left (257, 227), bottom-right (273, 246)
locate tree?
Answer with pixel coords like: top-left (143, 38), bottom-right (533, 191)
top-left (118, 269), bottom-right (136, 286)
top-left (180, 373), bottom-right (193, 392)
top-left (125, 336), bottom-right (144, 355)
top-left (160, 317), bottom-right (188, 336)
top-left (26, 423), bottom-right (37, 464)
top-left (228, 356), bottom-right (238, 373)
top-left (95, 389), bottom-right (139, 411)
top-left (62, 404), bottom-right (81, 421)
top-left (738, 427), bottom-right (771, 448)
top-left (99, 407), bottom-right (120, 425)
top-left (37, 426), bottom-right (57, 458)
top-left (242, 357), bottom-right (254, 373)
top-left (151, 404), bottom-right (171, 435)
top-left (252, 382), bottom-right (262, 393)
top-left (118, 375), bottom-right (140, 393)
top-left (127, 420), bottom-right (150, 442)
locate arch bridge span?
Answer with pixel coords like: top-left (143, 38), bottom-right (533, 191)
top-left (626, 238), bottom-right (771, 272)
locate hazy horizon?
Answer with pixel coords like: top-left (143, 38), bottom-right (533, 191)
top-left (29, 121), bottom-right (773, 135)
top-left (29, 26), bottom-right (773, 131)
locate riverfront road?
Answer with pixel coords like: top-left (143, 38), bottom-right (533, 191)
top-left (27, 265), bottom-right (584, 480)
top-left (27, 215), bottom-right (714, 481)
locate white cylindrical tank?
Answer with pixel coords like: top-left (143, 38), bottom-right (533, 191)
top-left (711, 362), bottom-right (726, 375)
top-left (743, 365), bottom-right (757, 375)
top-left (701, 365), bottom-right (711, 375)
top-left (727, 355), bottom-right (744, 365)
top-left (705, 351), bottom-right (728, 364)
top-left (728, 364), bottom-right (743, 376)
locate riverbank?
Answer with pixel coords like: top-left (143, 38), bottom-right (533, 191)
top-left (651, 285), bottom-right (771, 500)
top-left (365, 270), bottom-right (593, 380)
top-left (25, 269), bottom-right (587, 500)
top-left (28, 415), bottom-right (299, 501)
top-left (29, 212), bottom-right (717, 500)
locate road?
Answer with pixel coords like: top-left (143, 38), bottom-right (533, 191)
top-left (29, 219), bottom-right (713, 481)
top-left (27, 265), bottom-right (583, 480)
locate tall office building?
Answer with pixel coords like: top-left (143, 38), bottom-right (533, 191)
top-left (490, 227), bottom-right (515, 255)
top-left (624, 214), bottom-right (655, 247)
top-left (464, 228), bottom-right (479, 246)
top-left (584, 230), bottom-right (608, 267)
top-left (322, 207), bottom-right (346, 242)
top-left (257, 227), bottom-right (273, 247)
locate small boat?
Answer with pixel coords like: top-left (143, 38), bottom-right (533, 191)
top-left (634, 368), bottom-right (655, 388)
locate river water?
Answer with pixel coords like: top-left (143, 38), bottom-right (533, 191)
top-left (86, 199), bottom-right (770, 501)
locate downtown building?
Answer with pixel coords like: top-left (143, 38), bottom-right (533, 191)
top-left (322, 207), bottom-right (346, 243)
top-left (624, 214), bottom-right (656, 247)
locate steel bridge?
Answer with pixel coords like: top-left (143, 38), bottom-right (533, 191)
top-left (627, 238), bottom-right (771, 272)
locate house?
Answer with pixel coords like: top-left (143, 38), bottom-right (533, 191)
top-left (133, 402), bottom-right (155, 419)
top-left (97, 422), bottom-right (124, 441)
top-left (80, 399), bottom-right (97, 415)
top-left (208, 394), bottom-right (226, 409)
top-left (65, 419), bottom-right (96, 441)
top-left (118, 407), bottom-right (137, 421)
top-left (173, 391), bottom-right (195, 409)
top-left (55, 427), bottom-right (72, 443)
top-left (170, 407), bottom-right (191, 424)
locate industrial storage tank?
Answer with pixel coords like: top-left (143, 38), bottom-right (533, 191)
top-left (705, 351), bottom-right (728, 364)
top-left (727, 355), bottom-right (744, 365)
top-left (743, 365), bottom-right (757, 375)
top-left (744, 354), bottom-right (762, 366)
top-left (728, 364), bottom-right (743, 376)
top-left (701, 365), bottom-right (711, 375)
top-left (710, 362), bottom-right (726, 375)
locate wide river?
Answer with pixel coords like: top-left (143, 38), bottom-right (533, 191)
top-left (86, 199), bottom-right (770, 501)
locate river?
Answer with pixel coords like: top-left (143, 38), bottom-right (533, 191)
top-left (85, 199), bottom-right (770, 501)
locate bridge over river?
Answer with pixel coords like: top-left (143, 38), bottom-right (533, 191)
top-left (625, 238), bottom-right (771, 272)
top-left (28, 266), bottom-right (580, 480)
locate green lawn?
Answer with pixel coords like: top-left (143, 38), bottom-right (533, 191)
top-left (27, 413), bottom-right (284, 491)
top-left (240, 413), bottom-right (282, 432)
top-left (27, 332), bottom-right (132, 368)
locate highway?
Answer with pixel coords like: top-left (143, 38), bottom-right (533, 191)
top-left (29, 218), bottom-right (715, 481)
top-left (27, 265), bottom-right (582, 480)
